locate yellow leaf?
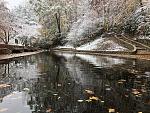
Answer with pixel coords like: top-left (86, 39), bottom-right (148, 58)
top-left (132, 90), bottom-right (140, 95)
top-left (46, 108), bottom-right (52, 113)
top-left (108, 108), bottom-right (115, 113)
top-left (89, 96), bottom-right (99, 101)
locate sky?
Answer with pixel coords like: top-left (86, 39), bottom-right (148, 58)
top-left (5, 0), bottom-right (26, 10)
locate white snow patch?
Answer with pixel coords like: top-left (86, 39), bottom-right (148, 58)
top-left (77, 37), bottom-right (104, 50)
top-left (57, 45), bottom-right (74, 49)
top-left (77, 38), bottom-right (127, 51)
top-left (138, 35), bottom-right (150, 39)
top-left (102, 40), bottom-right (127, 51)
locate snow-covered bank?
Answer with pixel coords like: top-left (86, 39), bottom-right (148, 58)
top-left (77, 37), bottom-right (127, 51)
top-left (58, 37), bottom-right (127, 51)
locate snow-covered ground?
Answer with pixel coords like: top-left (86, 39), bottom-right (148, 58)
top-left (77, 37), bottom-right (104, 50)
top-left (77, 37), bottom-right (127, 51)
top-left (58, 37), bottom-right (127, 51)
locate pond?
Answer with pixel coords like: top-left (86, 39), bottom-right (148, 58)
top-left (0, 52), bottom-right (150, 113)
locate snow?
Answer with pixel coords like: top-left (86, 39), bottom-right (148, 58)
top-left (101, 40), bottom-right (127, 51)
top-left (138, 35), bottom-right (150, 39)
top-left (77, 37), bottom-right (127, 51)
top-left (12, 4), bottom-right (41, 40)
top-left (66, 14), bottom-right (101, 46)
top-left (66, 0), bottom-right (102, 47)
top-left (77, 37), bottom-right (104, 50)
top-left (57, 45), bottom-right (74, 49)
top-left (58, 36), bottom-right (127, 51)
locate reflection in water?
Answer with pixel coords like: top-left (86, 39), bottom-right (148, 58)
top-left (0, 52), bottom-right (150, 113)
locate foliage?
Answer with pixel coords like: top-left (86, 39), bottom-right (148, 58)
top-left (0, 1), bottom-right (16, 44)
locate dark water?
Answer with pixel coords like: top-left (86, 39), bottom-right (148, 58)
top-left (0, 52), bottom-right (150, 113)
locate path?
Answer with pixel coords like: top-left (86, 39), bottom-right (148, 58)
top-left (53, 34), bottom-right (150, 60)
top-left (0, 50), bottom-right (43, 61)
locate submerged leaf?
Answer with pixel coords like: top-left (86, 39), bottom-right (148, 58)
top-left (57, 84), bottom-right (62, 87)
top-left (53, 93), bottom-right (58, 96)
top-left (132, 89), bottom-right (140, 95)
top-left (119, 79), bottom-right (126, 82)
top-left (46, 108), bottom-right (52, 112)
top-left (106, 88), bottom-right (111, 91)
top-left (23, 88), bottom-right (30, 91)
top-left (118, 81), bottom-right (124, 84)
top-left (89, 96), bottom-right (99, 101)
top-left (85, 99), bottom-right (92, 102)
top-left (77, 100), bottom-right (84, 102)
top-left (85, 90), bottom-right (94, 94)
top-left (108, 108), bottom-right (115, 113)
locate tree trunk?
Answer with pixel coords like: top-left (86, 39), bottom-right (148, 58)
top-left (55, 11), bottom-right (61, 37)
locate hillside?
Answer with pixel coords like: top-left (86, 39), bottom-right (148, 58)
top-left (58, 0), bottom-right (150, 51)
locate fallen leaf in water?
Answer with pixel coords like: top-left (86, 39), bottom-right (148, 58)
top-left (134, 81), bottom-right (141, 83)
top-left (119, 79), bottom-right (126, 82)
top-left (85, 90), bottom-right (94, 94)
top-left (89, 96), bottom-right (99, 101)
top-left (106, 88), bottom-right (111, 91)
top-left (68, 83), bottom-right (71, 85)
top-left (23, 88), bottom-right (30, 91)
top-left (105, 84), bottom-right (110, 87)
top-left (77, 100), bottom-right (84, 102)
top-left (46, 108), bottom-right (52, 112)
top-left (125, 95), bottom-right (129, 97)
top-left (132, 89), bottom-right (140, 95)
top-left (141, 89), bottom-right (147, 93)
top-left (53, 94), bottom-right (58, 96)
top-left (118, 81), bottom-right (124, 84)
top-left (108, 108), bottom-right (115, 113)
top-left (0, 84), bottom-right (11, 88)
top-left (58, 97), bottom-right (61, 99)
top-left (85, 99), bottom-right (92, 102)
top-left (57, 84), bottom-right (62, 87)
top-left (0, 108), bottom-right (8, 112)
top-left (101, 100), bottom-right (104, 103)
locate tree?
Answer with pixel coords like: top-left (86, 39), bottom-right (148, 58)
top-left (0, 1), bottom-right (15, 44)
top-left (28, 0), bottom-right (79, 46)
top-left (12, 4), bottom-right (40, 46)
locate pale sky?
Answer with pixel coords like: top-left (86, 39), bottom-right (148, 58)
top-left (5, 0), bottom-right (26, 10)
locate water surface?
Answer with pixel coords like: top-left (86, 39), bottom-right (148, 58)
top-left (0, 52), bottom-right (150, 113)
